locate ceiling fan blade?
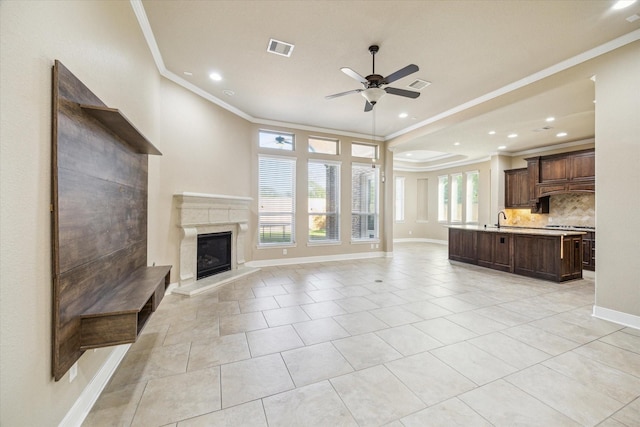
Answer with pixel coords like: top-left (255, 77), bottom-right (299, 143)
top-left (384, 87), bottom-right (420, 99)
top-left (325, 89), bottom-right (362, 99)
top-left (383, 64), bottom-right (419, 84)
top-left (341, 67), bottom-right (368, 85)
top-left (364, 101), bottom-right (374, 112)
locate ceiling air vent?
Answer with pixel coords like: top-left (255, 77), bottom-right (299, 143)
top-left (407, 79), bottom-right (431, 90)
top-left (267, 38), bottom-right (295, 57)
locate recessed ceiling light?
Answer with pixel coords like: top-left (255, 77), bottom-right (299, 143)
top-left (627, 13), bottom-right (640, 22)
top-left (556, 132), bottom-right (568, 137)
top-left (405, 153), bottom-right (413, 157)
top-left (209, 72), bottom-right (222, 81)
top-left (399, 112), bottom-right (408, 118)
top-left (498, 145), bottom-right (507, 150)
top-left (488, 130), bottom-right (496, 135)
top-left (222, 89), bottom-right (235, 97)
top-left (183, 71), bottom-right (193, 76)
top-left (453, 142), bottom-right (461, 146)
top-left (546, 117), bottom-right (555, 122)
top-left (613, 0), bottom-right (636, 10)
top-left (507, 133), bottom-right (518, 138)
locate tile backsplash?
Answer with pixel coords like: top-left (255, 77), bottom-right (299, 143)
top-left (505, 193), bottom-right (595, 228)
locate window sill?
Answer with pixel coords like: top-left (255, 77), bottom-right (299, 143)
top-left (257, 243), bottom-right (297, 250)
top-left (350, 239), bottom-right (380, 245)
top-left (307, 240), bottom-right (342, 247)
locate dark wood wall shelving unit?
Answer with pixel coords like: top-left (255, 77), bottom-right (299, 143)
top-left (51, 60), bottom-right (170, 381)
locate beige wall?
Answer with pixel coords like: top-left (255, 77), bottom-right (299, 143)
top-left (594, 41), bottom-right (640, 319)
top-left (0, 2), bottom-right (161, 425)
top-left (393, 160), bottom-right (492, 242)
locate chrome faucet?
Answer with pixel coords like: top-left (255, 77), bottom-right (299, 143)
top-left (497, 211), bottom-right (507, 228)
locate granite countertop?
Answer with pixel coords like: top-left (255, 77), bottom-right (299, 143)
top-left (446, 224), bottom-right (586, 236)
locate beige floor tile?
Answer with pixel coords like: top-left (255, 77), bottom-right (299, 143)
top-left (220, 354), bottom-right (294, 408)
top-left (299, 301), bottom-right (347, 319)
top-left (330, 365), bottom-right (425, 426)
top-left (188, 333), bottom-right (250, 371)
top-left (612, 397), bottom-right (640, 426)
top-left (263, 381), bottom-right (358, 426)
top-left (292, 317), bottom-right (350, 345)
top-left (131, 323), bottom-right (170, 351)
top-left (446, 311), bottom-right (509, 335)
top-left (501, 323), bottom-right (581, 355)
top-left (364, 292), bottom-right (408, 307)
top-left (177, 400), bottom-right (267, 426)
top-left (469, 332), bottom-right (550, 369)
top-left (459, 379), bottom-right (580, 426)
top-left (273, 292), bottom-right (314, 307)
top-left (506, 364), bottom-right (625, 426)
top-left (386, 352), bottom-right (476, 406)
top-left (392, 288), bottom-right (433, 302)
top-left (400, 300), bottom-right (453, 319)
top-left (83, 381), bottom-right (146, 426)
top-left (333, 311), bottom-right (389, 335)
top-left (108, 343), bottom-right (190, 388)
top-left (251, 285), bottom-right (287, 298)
top-left (164, 317), bottom-right (220, 346)
top-left (431, 341), bottom-right (518, 385)
top-left (333, 333), bottom-right (402, 369)
top-left (281, 342), bottom-right (353, 387)
top-left (238, 296), bottom-right (279, 313)
top-left (400, 398), bottom-right (492, 427)
top-left (218, 287), bottom-right (255, 302)
top-left (542, 351), bottom-right (640, 404)
top-left (334, 296), bottom-right (380, 313)
top-left (375, 324), bottom-right (443, 356)
top-left (246, 325), bottom-right (304, 357)
top-left (219, 312), bottom-right (267, 335)
top-left (369, 306), bottom-right (422, 327)
top-left (413, 318), bottom-right (477, 345)
top-left (574, 340), bottom-right (640, 377)
top-left (262, 306), bottom-right (310, 327)
top-left (600, 330), bottom-right (640, 354)
top-left (430, 296), bottom-right (480, 313)
top-left (471, 305), bottom-right (534, 326)
top-left (306, 288), bottom-right (344, 302)
top-left (197, 301), bottom-right (240, 319)
top-left (132, 367), bottom-right (221, 426)
top-left (530, 316), bottom-right (613, 344)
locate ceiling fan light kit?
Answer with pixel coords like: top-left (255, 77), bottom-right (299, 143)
top-left (326, 45), bottom-right (421, 112)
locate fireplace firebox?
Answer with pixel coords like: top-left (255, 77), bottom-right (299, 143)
top-left (197, 232), bottom-right (232, 280)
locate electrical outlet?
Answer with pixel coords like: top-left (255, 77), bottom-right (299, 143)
top-left (69, 362), bottom-right (78, 383)
top-left (282, 249), bottom-right (287, 255)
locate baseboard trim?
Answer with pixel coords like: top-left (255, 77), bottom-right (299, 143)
top-left (59, 344), bottom-right (131, 427)
top-left (394, 238), bottom-right (448, 245)
top-left (592, 305), bottom-right (640, 330)
top-left (246, 251), bottom-right (388, 268)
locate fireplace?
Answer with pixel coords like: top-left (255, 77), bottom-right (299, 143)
top-left (197, 232), bottom-right (232, 279)
top-left (174, 192), bottom-right (258, 296)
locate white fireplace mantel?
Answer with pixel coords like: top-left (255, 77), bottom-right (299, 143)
top-left (173, 192), bottom-right (258, 296)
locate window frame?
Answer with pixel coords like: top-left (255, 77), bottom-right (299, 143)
top-left (465, 170), bottom-right (479, 224)
top-left (257, 154), bottom-right (296, 247)
top-left (307, 159), bottom-right (341, 244)
top-left (308, 136), bottom-right (340, 155)
top-left (450, 173), bottom-right (463, 223)
top-left (258, 129), bottom-right (295, 151)
top-left (437, 175), bottom-right (449, 223)
top-left (351, 142), bottom-right (379, 159)
top-left (395, 176), bottom-right (405, 223)
top-left (351, 163), bottom-right (380, 242)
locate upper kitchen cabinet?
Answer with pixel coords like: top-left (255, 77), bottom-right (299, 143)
top-left (526, 149), bottom-right (595, 199)
top-left (505, 168), bottom-right (530, 208)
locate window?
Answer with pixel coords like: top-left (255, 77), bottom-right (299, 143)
top-left (309, 137), bottom-right (339, 155)
top-left (451, 173), bottom-right (463, 222)
top-left (395, 177), bottom-right (405, 222)
top-left (351, 142), bottom-right (378, 159)
top-left (258, 155), bottom-right (295, 245)
top-left (308, 160), bottom-right (340, 242)
top-left (259, 130), bottom-right (294, 151)
top-left (351, 164), bottom-right (379, 240)
top-left (438, 175), bottom-right (449, 222)
top-left (466, 171), bottom-right (479, 223)
top-left (417, 178), bottom-right (428, 221)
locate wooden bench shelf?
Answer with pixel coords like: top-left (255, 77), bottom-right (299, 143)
top-left (79, 266), bottom-right (171, 349)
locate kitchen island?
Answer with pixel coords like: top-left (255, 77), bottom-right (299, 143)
top-left (448, 225), bottom-right (584, 282)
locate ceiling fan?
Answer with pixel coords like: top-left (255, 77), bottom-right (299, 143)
top-left (326, 45), bottom-right (420, 112)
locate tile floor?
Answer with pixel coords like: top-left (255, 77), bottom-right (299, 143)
top-left (83, 243), bottom-right (640, 427)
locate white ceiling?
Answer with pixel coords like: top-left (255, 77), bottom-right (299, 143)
top-left (138, 0), bottom-right (640, 168)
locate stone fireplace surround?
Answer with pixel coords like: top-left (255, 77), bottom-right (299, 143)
top-left (173, 192), bottom-right (258, 296)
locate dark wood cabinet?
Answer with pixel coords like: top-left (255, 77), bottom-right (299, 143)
top-left (477, 231), bottom-right (512, 272)
top-left (448, 228), bottom-right (477, 264)
top-left (582, 231), bottom-right (596, 271)
top-left (526, 149), bottom-right (595, 202)
top-left (449, 227), bottom-right (582, 282)
top-left (505, 168), bottom-right (530, 208)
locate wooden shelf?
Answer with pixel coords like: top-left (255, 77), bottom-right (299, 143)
top-left (80, 265), bottom-right (171, 349)
top-left (80, 104), bottom-right (162, 155)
